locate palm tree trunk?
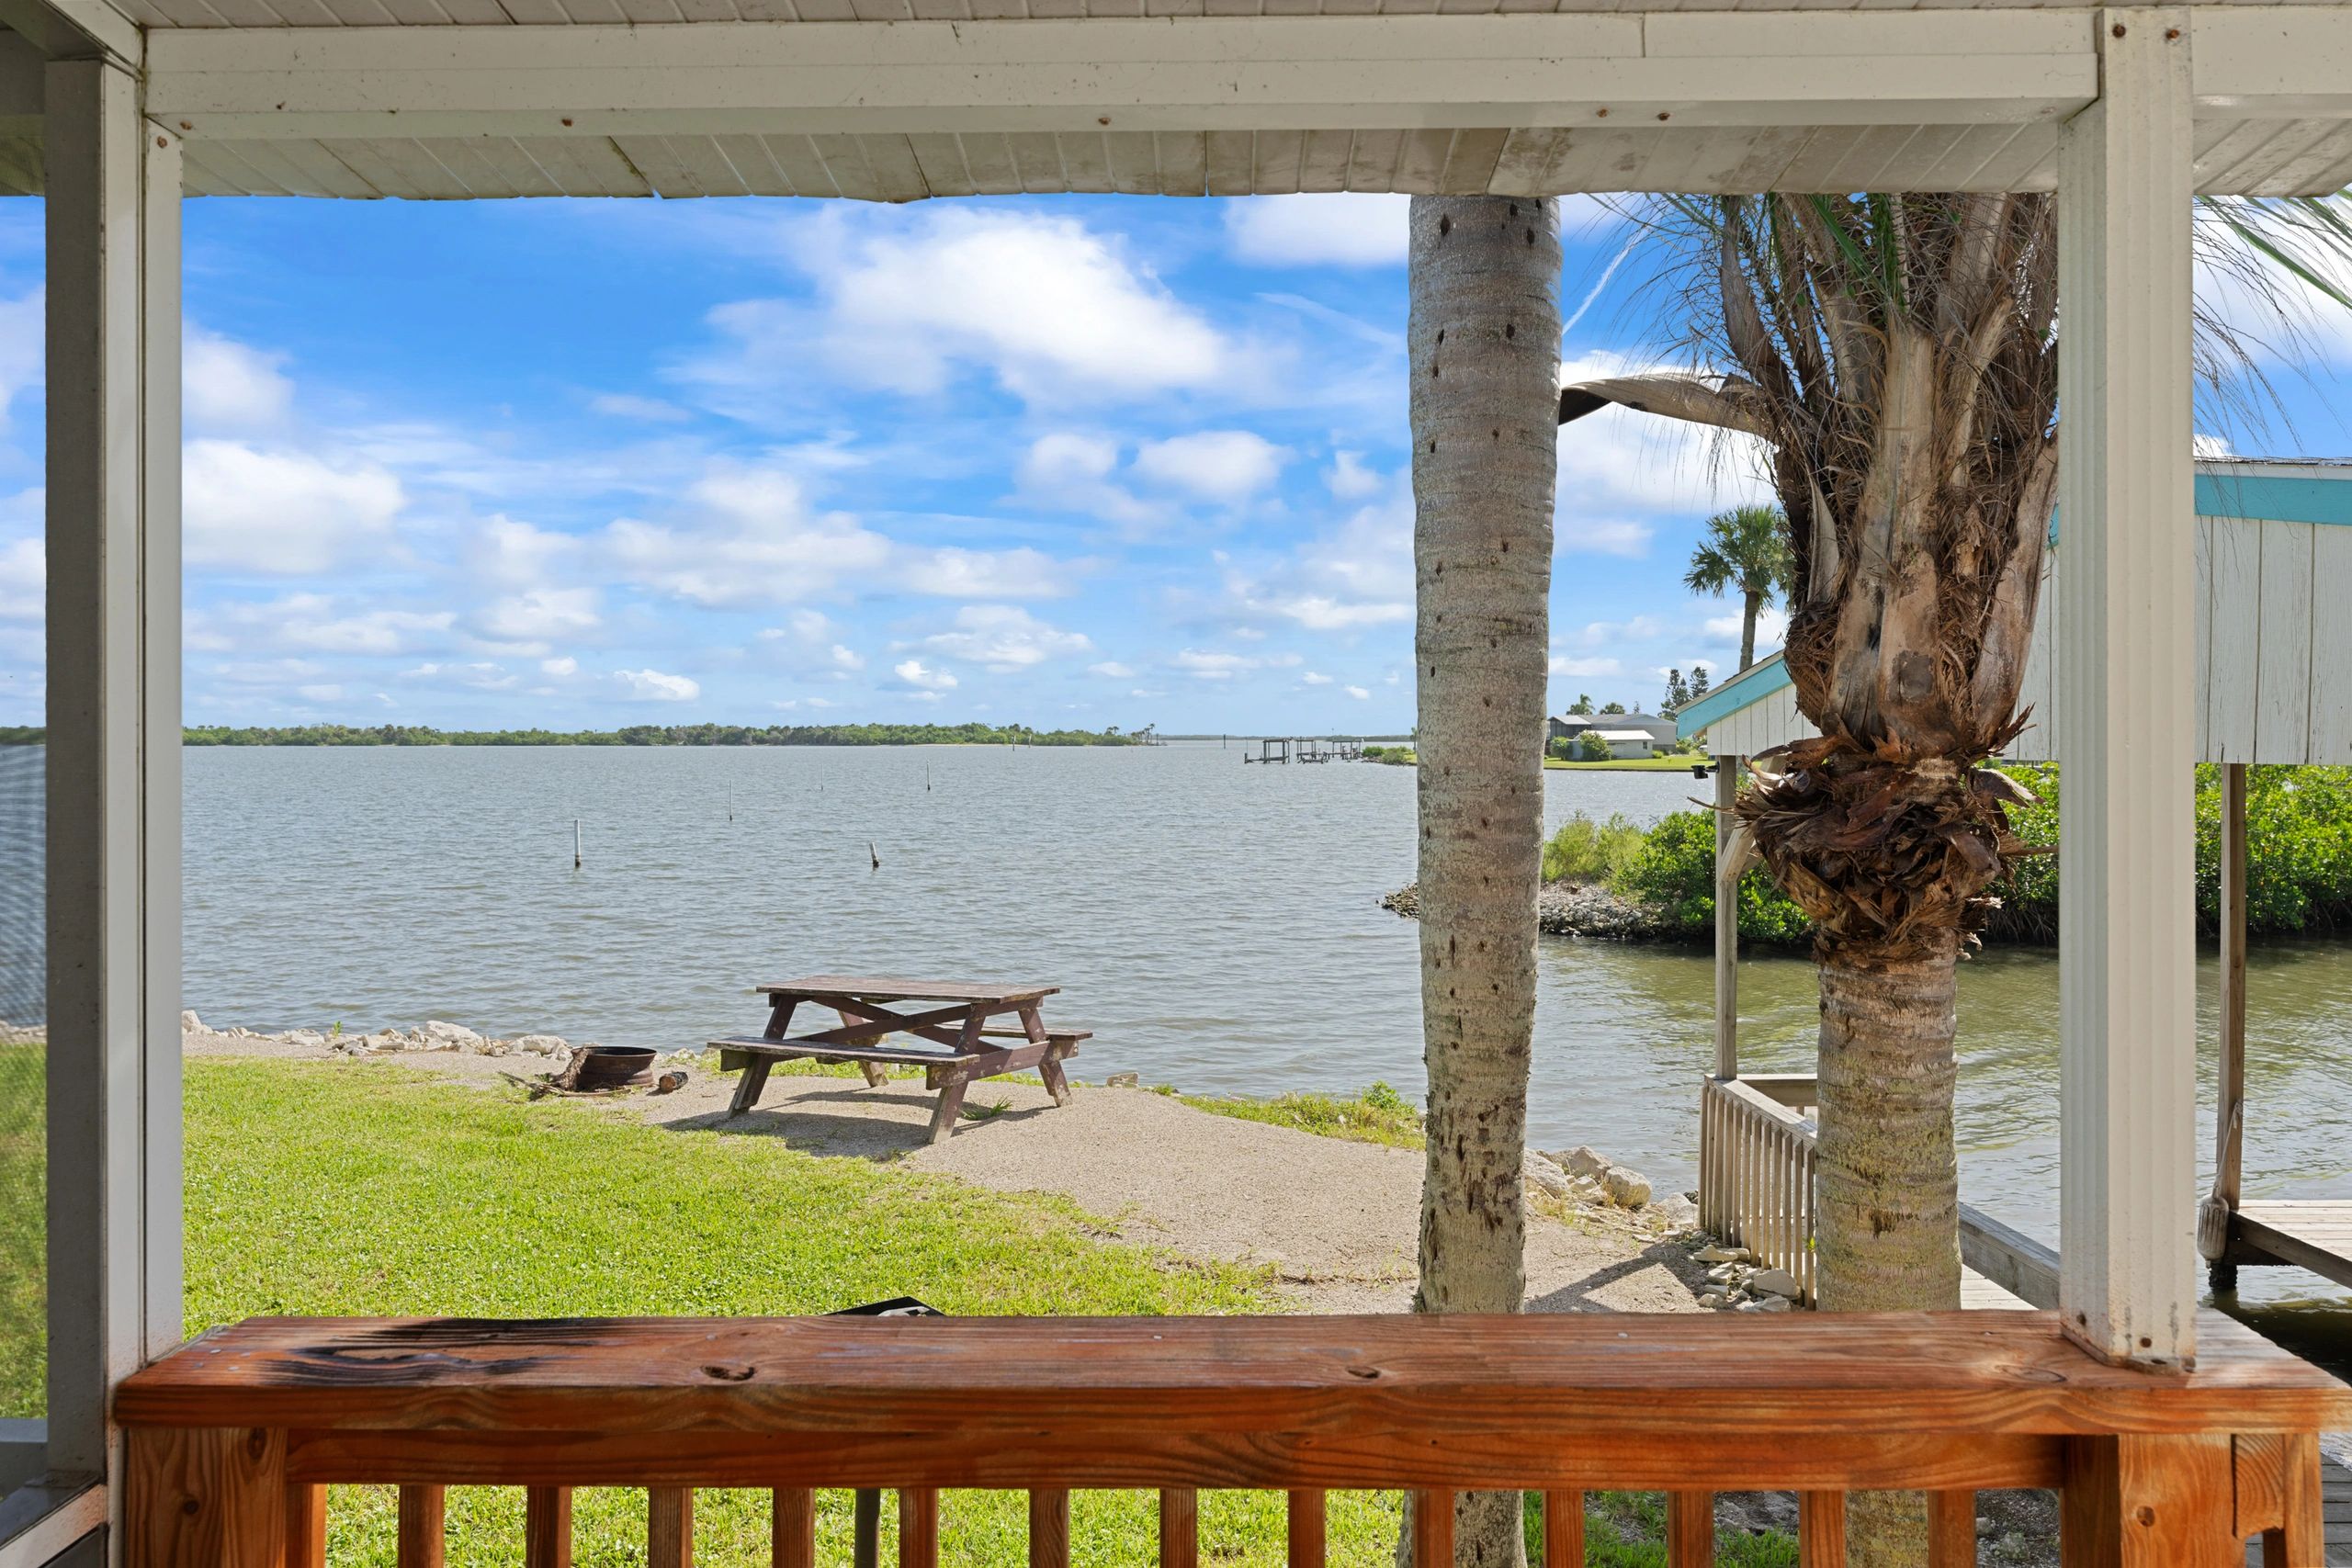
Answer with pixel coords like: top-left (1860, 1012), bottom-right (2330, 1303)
top-left (1738, 590), bottom-right (1761, 671)
top-left (1405, 192), bottom-right (1559, 1568)
top-left (1816, 940), bottom-right (1962, 1568)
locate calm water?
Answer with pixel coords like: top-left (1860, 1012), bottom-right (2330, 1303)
top-left (182, 741), bottom-right (2352, 1330)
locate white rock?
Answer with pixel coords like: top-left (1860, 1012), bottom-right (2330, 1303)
top-left (1749, 1267), bottom-right (1802, 1299)
top-left (1747, 1295), bottom-right (1793, 1313)
top-left (422, 1020), bottom-right (483, 1047)
top-left (1523, 1151), bottom-right (1576, 1198)
top-left (1559, 1145), bottom-right (1611, 1181)
top-left (180, 1010), bottom-right (206, 1034)
top-left (277, 1029), bottom-right (326, 1049)
top-left (1601, 1167), bottom-right (1652, 1209)
top-left (512, 1034), bottom-right (568, 1056)
top-left (1693, 1243), bottom-right (1750, 1265)
top-left (1705, 1263), bottom-right (1742, 1285)
top-left (1699, 1292), bottom-right (1729, 1310)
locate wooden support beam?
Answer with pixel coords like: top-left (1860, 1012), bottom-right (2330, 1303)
top-left (1713, 754), bottom-right (1740, 1080)
top-left (1159, 1487), bottom-right (1196, 1568)
top-left (396, 1483), bottom-right (445, 1568)
top-left (1796, 1492), bottom-right (1843, 1565)
top-left (1667, 1492), bottom-right (1713, 1566)
top-left (649, 1486), bottom-right (694, 1568)
top-left (2055, 4), bottom-right (2200, 1372)
top-left (1409, 1491), bottom-right (1453, 1568)
top-left (1286, 1489), bottom-right (1325, 1568)
top-left (123, 1427), bottom-right (285, 1568)
top-left (42, 51), bottom-right (185, 1483)
top-left (526, 1485), bottom-right (573, 1568)
top-left (286, 1482), bottom-right (327, 1568)
top-left (2060, 1433), bottom-right (2237, 1565)
top-left (1029, 1488), bottom-right (1069, 1568)
top-left (900, 1487), bottom-right (940, 1568)
top-left (1928, 1490), bottom-right (1977, 1565)
top-left (1543, 1491), bottom-right (1583, 1568)
top-left (2201, 761), bottom-right (2250, 1281)
top-left (772, 1488), bottom-right (815, 1568)
top-left (2262, 1432), bottom-right (2323, 1568)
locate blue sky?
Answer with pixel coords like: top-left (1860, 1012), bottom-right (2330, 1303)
top-left (0, 191), bottom-right (2346, 733)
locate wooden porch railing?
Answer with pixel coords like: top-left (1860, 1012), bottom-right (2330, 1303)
top-left (1698, 1075), bottom-right (1818, 1303)
top-left (114, 1312), bottom-right (2347, 1567)
top-left (1698, 1076), bottom-right (2064, 1313)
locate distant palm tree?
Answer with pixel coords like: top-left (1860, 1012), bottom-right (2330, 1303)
top-left (1682, 504), bottom-right (1791, 672)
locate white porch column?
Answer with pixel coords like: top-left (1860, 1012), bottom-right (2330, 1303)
top-left (2055, 6), bottom-right (2198, 1371)
top-left (44, 54), bottom-right (184, 1497)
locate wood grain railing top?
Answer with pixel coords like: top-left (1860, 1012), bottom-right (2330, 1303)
top-left (114, 1311), bottom-right (2352, 1443)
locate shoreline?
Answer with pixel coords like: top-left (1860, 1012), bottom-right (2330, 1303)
top-left (153, 1013), bottom-right (1711, 1316)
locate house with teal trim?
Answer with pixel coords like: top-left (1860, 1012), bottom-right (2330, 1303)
top-left (1677, 458), bottom-right (2352, 766)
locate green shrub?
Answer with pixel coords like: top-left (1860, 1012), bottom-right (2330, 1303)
top-left (1542, 812), bottom-right (1647, 884)
top-left (1611, 810), bottom-right (1812, 944)
top-left (1602, 762), bottom-right (2352, 947)
top-left (1575, 730), bottom-right (1611, 761)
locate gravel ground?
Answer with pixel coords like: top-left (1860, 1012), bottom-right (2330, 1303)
top-left (183, 1025), bottom-right (1713, 1314)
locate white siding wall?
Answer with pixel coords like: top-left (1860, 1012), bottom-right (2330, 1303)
top-left (1706, 512), bottom-right (2352, 765)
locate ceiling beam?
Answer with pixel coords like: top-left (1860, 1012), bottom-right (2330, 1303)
top-left (0, 0), bottom-right (137, 68)
top-left (2194, 7), bottom-right (2352, 118)
top-left (144, 11), bottom-right (2102, 141)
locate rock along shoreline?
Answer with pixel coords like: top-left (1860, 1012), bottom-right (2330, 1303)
top-left (1382, 879), bottom-right (1700, 944)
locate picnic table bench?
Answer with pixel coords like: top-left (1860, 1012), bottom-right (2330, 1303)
top-left (712, 975), bottom-right (1089, 1145)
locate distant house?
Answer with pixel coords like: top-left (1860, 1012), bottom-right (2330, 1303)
top-left (1589, 728), bottom-right (1664, 760)
top-left (1548, 710), bottom-right (1679, 751)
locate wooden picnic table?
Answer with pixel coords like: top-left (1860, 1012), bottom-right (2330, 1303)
top-left (711, 975), bottom-right (1088, 1144)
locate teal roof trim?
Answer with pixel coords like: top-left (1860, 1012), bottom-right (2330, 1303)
top-left (2194, 472), bottom-right (2352, 526)
top-left (1676, 656), bottom-right (1792, 741)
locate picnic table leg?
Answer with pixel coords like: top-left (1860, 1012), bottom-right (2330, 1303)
top-left (832, 1004), bottom-right (892, 1088)
top-left (728, 1057), bottom-right (773, 1117)
top-left (926, 1069), bottom-right (971, 1145)
top-left (1022, 1004), bottom-right (1072, 1107)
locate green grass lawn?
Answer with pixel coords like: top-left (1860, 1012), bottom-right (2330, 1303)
top-left (1543, 756), bottom-right (1711, 773)
top-left (3, 1055), bottom-right (1792, 1567)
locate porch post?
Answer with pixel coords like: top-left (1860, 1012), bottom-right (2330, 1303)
top-left (1713, 754), bottom-right (1738, 1080)
top-left (44, 51), bottom-right (184, 1504)
top-left (2054, 6), bottom-right (2199, 1371)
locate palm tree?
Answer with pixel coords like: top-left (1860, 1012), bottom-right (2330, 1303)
top-left (1405, 192), bottom-right (1560, 1568)
top-left (1560, 191), bottom-right (2352, 1566)
top-left (1682, 504), bottom-right (1792, 671)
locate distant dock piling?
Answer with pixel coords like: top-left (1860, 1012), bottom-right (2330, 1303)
top-left (573, 819), bottom-right (582, 870)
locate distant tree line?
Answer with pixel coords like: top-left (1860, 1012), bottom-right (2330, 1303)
top-left (2, 722), bottom-right (1143, 748)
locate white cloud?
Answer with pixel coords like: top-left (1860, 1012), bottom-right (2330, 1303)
top-left (1015, 432), bottom-right (1160, 529)
top-left (1301, 671), bottom-right (1334, 685)
top-left (1226, 194), bottom-right (1409, 267)
top-left (1133, 431), bottom-right (1287, 502)
top-left (184, 440), bottom-right (406, 573)
top-left (284, 605), bottom-right (457, 655)
top-left (185, 329), bottom-right (293, 435)
top-left (1345, 684), bottom-right (1371, 700)
top-left (0, 536), bottom-right (40, 622)
top-left (1550, 656), bottom-right (1626, 679)
top-left (590, 392), bottom-right (691, 423)
top-left (893, 658), bottom-right (957, 692)
top-left (1171, 648), bottom-right (1301, 681)
top-left (1224, 486), bottom-right (1413, 632)
top-left (706, 208), bottom-right (1231, 407)
top-left (0, 288), bottom-right (41, 431)
top-left (469, 516), bottom-right (580, 590)
top-left (1560, 518), bottom-right (1654, 558)
top-left (614, 667), bottom-right (700, 702)
top-left (1328, 451), bottom-right (1384, 501)
top-left (921, 604), bottom-right (1091, 672)
top-left (606, 463), bottom-right (1068, 608)
top-left (541, 656), bottom-right (578, 677)
top-left (296, 683), bottom-right (345, 704)
top-left (476, 588), bottom-right (602, 646)
top-left (1704, 605), bottom-right (1790, 651)
top-left (403, 661), bottom-right (518, 692)
top-left (1089, 661), bottom-right (1136, 678)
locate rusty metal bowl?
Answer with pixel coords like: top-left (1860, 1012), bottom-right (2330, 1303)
top-left (569, 1044), bottom-right (656, 1089)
